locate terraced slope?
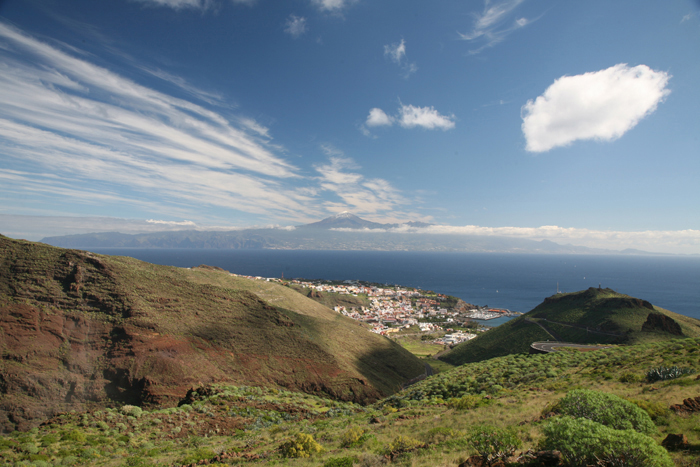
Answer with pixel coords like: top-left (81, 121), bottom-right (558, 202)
top-left (442, 287), bottom-right (700, 365)
top-left (0, 236), bottom-right (424, 432)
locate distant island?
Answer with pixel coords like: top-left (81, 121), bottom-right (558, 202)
top-left (40, 212), bottom-right (659, 255)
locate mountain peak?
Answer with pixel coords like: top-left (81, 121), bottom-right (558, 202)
top-left (300, 212), bottom-right (386, 230)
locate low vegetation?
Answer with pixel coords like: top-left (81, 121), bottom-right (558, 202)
top-left (4, 236), bottom-right (700, 466)
top-left (1, 337), bottom-right (700, 466)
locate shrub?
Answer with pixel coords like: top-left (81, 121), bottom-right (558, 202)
top-left (626, 398), bottom-right (669, 421)
top-left (387, 435), bottom-right (424, 454)
top-left (448, 394), bottom-right (481, 410)
top-left (120, 405), bottom-right (143, 418)
top-left (619, 372), bottom-right (640, 383)
top-left (323, 456), bottom-right (360, 467)
top-left (540, 416), bottom-right (673, 467)
top-left (179, 448), bottom-right (216, 465)
top-left (340, 426), bottom-right (372, 448)
top-left (424, 427), bottom-right (456, 444)
top-left (468, 425), bottom-right (521, 461)
top-left (555, 389), bottom-right (656, 435)
top-left (646, 366), bottom-right (694, 382)
top-left (279, 433), bottom-right (323, 458)
top-left (61, 429), bottom-right (87, 443)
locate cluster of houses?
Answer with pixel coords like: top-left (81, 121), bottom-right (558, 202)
top-left (231, 275), bottom-right (513, 345)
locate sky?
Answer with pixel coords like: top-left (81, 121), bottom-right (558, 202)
top-left (0, 0), bottom-right (699, 254)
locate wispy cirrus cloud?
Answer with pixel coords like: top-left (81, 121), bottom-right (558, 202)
top-left (132, 0), bottom-right (213, 9)
top-left (132, 0), bottom-right (255, 9)
top-left (459, 0), bottom-right (531, 54)
top-left (522, 64), bottom-right (671, 152)
top-left (314, 146), bottom-right (407, 217)
top-left (0, 21), bottom-right (324, 223)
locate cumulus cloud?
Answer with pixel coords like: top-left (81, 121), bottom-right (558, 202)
top-left (284, 15), bottom-right (308, 38)
top-left (363, 104), bottom-right (455, 132)
top-left (365, 108), bottom-right (394, 127)
top-left (522, 64), bottom-right (671, 152)
top-left (398, 104), bottom-right (455, 130)
top-left (459, 0), bottom-right (530, 54)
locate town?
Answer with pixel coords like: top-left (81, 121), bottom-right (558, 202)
top-left (232, 274), bottom-right (522, 347)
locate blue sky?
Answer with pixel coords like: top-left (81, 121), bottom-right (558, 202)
top-left (0, 0), bottom-right (699, 253)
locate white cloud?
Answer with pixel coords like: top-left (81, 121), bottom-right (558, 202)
top-left (146, 219), bottom-right (197, 226)
top-left (311, 0), bottom-right (348, 12)
top-left (366, 108), bottom-right (394, 127)
top-left (459, 0), bottom-right (530, 54)
top-left (384, 39), bottom-right (406, 64)
top-left (314, 154), bottom-right (406, 216)
top-left (521, 64), bottom-right (671, 152)
top-left (383, 38), bottom-right (418, 78)
top-left (133, 0), bottom-right (213, 9)
top-left (325, 222), bottom-right (700, 255)
top-left (363, 104), bottom-right (455, 132)
top-left (0, 21), bottom-right (329, 223)
top-left (284, 15), bottom-right (308, 38)
top-left (398, 104), bottom-right (455, 130)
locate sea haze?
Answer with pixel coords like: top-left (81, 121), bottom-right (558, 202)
top-left (88, 249), bottom-right (700, 326)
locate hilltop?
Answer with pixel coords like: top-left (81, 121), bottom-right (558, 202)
top-left (441, 287), bottom-right (700, 366)
top-left (0, 235), bottom-right (424, 432)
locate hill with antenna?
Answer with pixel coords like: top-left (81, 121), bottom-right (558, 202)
top-left (441, 287), bottom-right (700, 365)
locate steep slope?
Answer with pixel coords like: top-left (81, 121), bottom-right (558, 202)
top-left (442, 287), bottom-right (700, 365)
top-left (0, 236), bottom-right (424, 432)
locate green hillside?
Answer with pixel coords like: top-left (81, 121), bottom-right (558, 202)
top-left (0, 235), bottom-right (424, 432)
top-left (2, 336), bottom-right (700, 466)
top-left (442, 287), bottom-right (700, 366)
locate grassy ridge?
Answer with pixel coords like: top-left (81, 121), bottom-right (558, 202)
top-left (2, 337), bottom-right (700, 466)
top-left (442, 287), bottom-right (700, 365)
top-left (0, 236), bottom-right (425, 432)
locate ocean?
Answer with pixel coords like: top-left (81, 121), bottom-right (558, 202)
top-left (88, 249), bottom-right (700, 326)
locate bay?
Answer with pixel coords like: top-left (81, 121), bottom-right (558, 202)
top-left (88, 249), bottom-right (700, 326)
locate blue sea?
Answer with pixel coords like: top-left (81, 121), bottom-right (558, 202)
top-left (88, 249), bottom-right (700, 326)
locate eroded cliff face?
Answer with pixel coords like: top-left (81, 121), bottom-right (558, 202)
top-left (1, 237), bottom-right (413, 432)
top-left (0, 303), bottom-right (111, 432)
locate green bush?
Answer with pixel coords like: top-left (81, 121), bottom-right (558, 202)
top-left (468, 425), bottom-right (521, 461)
top-left (619, 372), bottom-right (640, 383)
top-left (61, 429), bottom-right (87, 443)
top-left (555, 389), bottom-right (656, 435)
top-left (120, 405), bottom-right (143, 418)
top-left (279, 433), bottom-right (323, 458)
top-left (340, 426), bottom-right (372, 448)
top-left (323, 456), bottom-right (359, 467)
top-left (626, 399), bottom-right (669, 421)
top-left (387, 435), bottom-right (424, 454)
top-left (540, 416), bottom-right (673, 467)
top-left (448, 394), bottom-right (481, 410)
